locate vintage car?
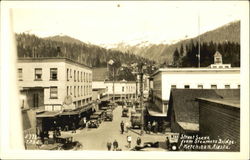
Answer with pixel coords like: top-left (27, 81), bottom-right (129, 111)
top-left (104, 109), bottom-right (113, 121)
top-left (131, 113), bottom-right (141, 129)
top-left (166, 133), bottom-right (180, 151)
top-left (56, 136), bottom-right (82, 150)
top-left (122, 108), bottom-right (129, 117)
top-left (88, 114), bottom-right (100, 128)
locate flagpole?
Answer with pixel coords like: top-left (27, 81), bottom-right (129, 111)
top-left (198, 13), bottom-right (201, 68)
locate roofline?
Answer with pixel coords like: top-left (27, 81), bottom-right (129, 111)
top-left (150, 67), bottom-right (240, 77)
top-left (196, 98), bottom-right (240, 109)
top-left (17, 57), bottom-right (92, 69)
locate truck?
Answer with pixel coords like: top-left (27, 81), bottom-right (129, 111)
top-left (122, 108), bottom-right (129, 117)
top-left (130, 113), bottom-right (142, 129)
top-left (166, 133), bottom-right (180, 151)
top-left (104, 109), bottom-right (113, 121)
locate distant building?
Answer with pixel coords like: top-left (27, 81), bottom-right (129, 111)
top-left (105, 80), bottom-right (137, 101)
top-left (209, 51), bottom-right (231, 69)
top-left (149, 51), bottom-right (240, 116)
top-left (197, 93), bottom-right (240, 151)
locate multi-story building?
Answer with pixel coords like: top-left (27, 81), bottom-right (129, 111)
top-left (18, 57), bottom-right (92, 111)
top-left (105, 80), bottom-right (136, 101)
top-left (149, 51), bottom-right (240, 115)
top-left (18, 58), bottom-right (93, 132)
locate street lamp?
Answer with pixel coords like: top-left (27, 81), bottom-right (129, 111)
top-left (108, 59), bottom-right (124, 104)
top-left (132, 62), bottom-right (146, 135)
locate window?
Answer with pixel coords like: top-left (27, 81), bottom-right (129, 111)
top-left (77, 71), bottom-right (79, 82)
top-left (184, 85), bottom-right (190, 89)
top-left (122, 86), bottom-right (124, 92)
top-left (84, 86), bottom-right (86, 96)
top-left (198, 85), bottom-right (203, 89)
top-left (35, 68), bottom-right (42, 80)
top-left (50, 87), bottom-right (58, 99)
top-left (225, 85), bottom-right (230, 89)
top-left (212, 66), bottom-right (217, 68)
top-left (219, 66), bottom-right (223, 68)
top-left (171, 85), bottom-right (176, 89)
top-left (67, 68), bottom-right (69, 81)
top-left (70, 86), bottom-right (72, 95)
top-left (67, 86), bottom-right (69, 96)
top-left (78, 86), bottom-right (79, 97)
top-left (74, 70), bottom-right (76, 82)
top-left (81, 72), bottom-right (82, 82)
top-left (211, 85), bottom-right (217, 89)
top-left (18, 68), bottom-right (23, 80)
top-left (74, 86), bottom-right (76, 97)
top-left (225, 66), bottom-right (229, 68)
top-left (70, 69), bottom-right (72, 78)
top-left (84, 72), bottom-right (85, 82)
top-left (81, 86), bottom-right (83, 96)
top-left (50, 68), bottom-right (57, 80)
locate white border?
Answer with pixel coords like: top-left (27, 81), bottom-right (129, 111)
top-left (1, 1), bottom-right (249, 159)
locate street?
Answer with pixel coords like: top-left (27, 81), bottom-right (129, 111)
top-left (61, 105), bottom-right (168, 151)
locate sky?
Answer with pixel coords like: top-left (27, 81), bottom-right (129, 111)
top-left (11, 1), bottom-right (246, 46)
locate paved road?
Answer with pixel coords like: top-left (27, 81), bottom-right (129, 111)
top-left (61, 105), bottom-right (168, 151)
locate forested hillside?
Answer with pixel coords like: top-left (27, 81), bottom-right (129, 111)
top-left (15, 33), bottom-right (155, 69)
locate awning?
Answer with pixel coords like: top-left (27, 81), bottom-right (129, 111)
top-left (146, 103), bottom-right (167, 117)
top-left (60, 104), bottom-right (93, 116)
top-left (177, 122), bottom-right (199, 132)
top-left (100, 96), bottom-right (110, 101)
top-left (36, 111), bottom-right (60, 118)
top-left (148, 110), bottom-right (167, 117)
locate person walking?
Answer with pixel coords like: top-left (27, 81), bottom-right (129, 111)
top-left (136, 137), bottom-right (142, 146)
top-left (152, 121), bottom-right (156, 133)
top-left (154, 121), bottom-right (158, 133)
top-left (107, 141), bottom-right (112, 151)
top-left (72, 122), bottom-right (76, 133)
top-left (125, 121), bottom-right (129, 133)
top-left (127, 135), bottom-right (132, 148)
top-left (166, 136), bottom-right (170, 150)
top-left (147, 122), bottom-right (152, 134)
top-left (113, 139), bottom-right (118, 151)
top-left (120, 121), bottom-right (124, 134)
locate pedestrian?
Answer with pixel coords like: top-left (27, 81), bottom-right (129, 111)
top-left (166, 136), bottom-right (170, 150)
top-left (136, 137), bottom-right (142, 146)
top-left (147, 122), bottom-right (152, 134)
top-left (154, 121), bottom-right (158, 133)
top-left (120, 121), bottom-right (124, 134)
top-left (152, 121), bottom-right (156, 133)
top-left (107, 141), bottom-right (112, 151)
top-left (113, 139), bottom-right (118, 151)
top-left (127, 135), bottom-right (132, 148)
top-left (72, 122), bottom-right (76, 133)
top-left (125, 121), bottom-right (129, 133)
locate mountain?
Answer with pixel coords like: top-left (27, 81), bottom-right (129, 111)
top-left (107, 20), bottom-right (240, 64)
top-left (44, 35), bottom-right (84, 45)
top-left (15, 33), bottom-right (155, 70)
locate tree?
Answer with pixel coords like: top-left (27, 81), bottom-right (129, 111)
top-left (173, 48), bottom-right (180, 67)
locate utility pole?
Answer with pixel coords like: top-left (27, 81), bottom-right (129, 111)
top-left (112, 67), bottom-right (115, 102)
top-left (139, 63), bottom-right (144, 135)
top-left (198, 13), bottom-right (201, 68)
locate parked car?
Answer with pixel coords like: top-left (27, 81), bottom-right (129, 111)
top-left (57, 136), bottom-right (82, 150)
top-left (104, 109), bottom-right (113, 121)
top-left (131, 113), bottom-right (141, 129)
top-left (88, 115), bottom-right (100, 128)
top-left (122, 108), bottom-right (129, 117)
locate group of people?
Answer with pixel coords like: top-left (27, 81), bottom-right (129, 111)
top-left (106, 136), bottom-right (142, 151)
top-left (145, 121), bottom-right (168, 134)
top-left (120, 121), bottom-right (130, 134)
